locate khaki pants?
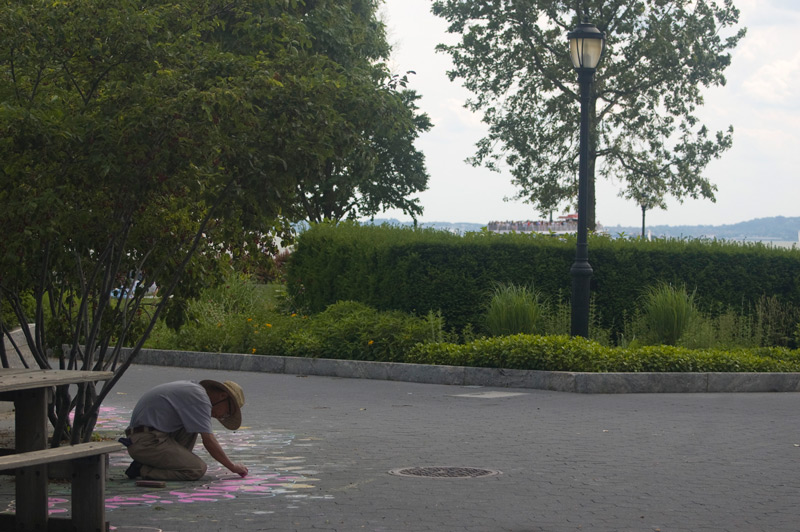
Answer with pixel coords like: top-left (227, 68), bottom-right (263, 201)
top-left (127, 428), bottom-right (208, 481)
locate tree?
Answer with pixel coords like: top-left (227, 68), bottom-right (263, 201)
top-left (432, 0), bottom-right (746, 229)
top-left (290, 0), bottom-right (433, 223)
top-left (624, 180), bottom-right (667, 238)
top-left (0, 0), bottom-right (301, 444)
top-left (0, 0), bottom-right (425, 444)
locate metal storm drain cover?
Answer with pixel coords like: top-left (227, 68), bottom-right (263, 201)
top-left (389, 467), bottom-right (501, 479)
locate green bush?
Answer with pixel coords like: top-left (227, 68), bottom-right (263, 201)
top-left (406, 334), bottom-right (800, 373)
top-left (669, 295), bottom-right (800, 350)
top-left (283, 301), bottom-right (445, 362)
top-left (140, 269), bottom-right (800, 373)
top-left (287, 222), bottom-right (800, 344)
top-left (143, 278), bottom-right (800, 373)
top-left (1, 297), bottom-right (18, 329)
top-left (286, 221), bottom-right (575, 332)
top-left (751, 294), bottom-right (800, 347)
top-left (486, 284), bottom-right (544, 336)
top-left (145, 275), bottom-right (294, 354)
top-left (640, 283), bottom-right (696, 346)
top-left (146, 286), bottom-right (447, 362)
top-left (1, 292), bottom-right (36, 330)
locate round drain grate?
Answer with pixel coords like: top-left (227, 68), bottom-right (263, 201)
top-left (389, 466), bottom-right (501, 479)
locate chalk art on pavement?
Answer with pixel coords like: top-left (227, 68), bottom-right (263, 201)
top-left (0, 404), bottom-right (329, 516)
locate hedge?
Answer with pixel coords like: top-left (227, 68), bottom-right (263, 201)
top-left (405, 334), bottom-right (800, 373)
top-left (286, 221), bottom-right (800, 337)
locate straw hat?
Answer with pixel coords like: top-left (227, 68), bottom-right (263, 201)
top-left (200, 380), bottom-right (245, 430)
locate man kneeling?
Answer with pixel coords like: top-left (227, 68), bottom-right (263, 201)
top-left (123, 379), bottom-right (249, 481)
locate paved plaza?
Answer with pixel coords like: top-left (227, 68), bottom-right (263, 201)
top-left (3, 362), bottom-right (799, 531)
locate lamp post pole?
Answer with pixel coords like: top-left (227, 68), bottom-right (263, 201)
top-left (568, 22), bottom-right (605, 338)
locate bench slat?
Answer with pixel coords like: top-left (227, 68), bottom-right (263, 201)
top-left (0, 441), bottom-right (123, 471)
top-left (0, 370), bottom-right (114, 393)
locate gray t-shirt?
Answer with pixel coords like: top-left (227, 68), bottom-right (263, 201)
top-left (129, 380), bottom-right (213, 434)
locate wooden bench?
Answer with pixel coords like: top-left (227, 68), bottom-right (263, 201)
top-left (0, 440), bottom-right (123, 471)
top-left (0, 369), bottom-right (120, 531)
top-left (0, 441), bottom-right (123, 532)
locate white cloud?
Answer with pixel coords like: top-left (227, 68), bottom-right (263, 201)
top-left (731, 4), bottom-right (800, 110)
top-left (741, 53), bottom-right (800, 107)
top-left (445, 98), bottom-right (484, 129)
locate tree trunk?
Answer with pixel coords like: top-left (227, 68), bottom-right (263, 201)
top-left (641, 205), bottom-right (647, 238)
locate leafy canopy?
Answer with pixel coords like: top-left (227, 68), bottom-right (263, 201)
top-left (432, 0), bottom-right (746, 228)
top-left (0, 0), bottom-right (428, 443)
top-left (290, 0), bottom-right (433, 222)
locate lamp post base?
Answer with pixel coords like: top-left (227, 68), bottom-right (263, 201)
top-left (570, 258), bottom-right (593, 338)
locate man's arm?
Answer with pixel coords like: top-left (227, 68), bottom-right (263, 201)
top-left (200, 432), bottom-right (248, 477)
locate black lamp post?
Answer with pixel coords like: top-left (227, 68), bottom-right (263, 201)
top-left (567, 21), bottom-right (605, 338)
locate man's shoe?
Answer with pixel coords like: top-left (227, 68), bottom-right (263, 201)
top-left (125, 460), bottom-right (143, 479)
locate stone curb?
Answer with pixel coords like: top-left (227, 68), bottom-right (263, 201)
top-left (119, 348), bottom-right (800, 394)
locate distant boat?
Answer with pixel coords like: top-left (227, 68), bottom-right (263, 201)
top-left (487, 215), bottom-right (605, 235)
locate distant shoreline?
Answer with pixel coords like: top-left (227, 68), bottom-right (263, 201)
top-left (367, 216), bottom-right (800, 244)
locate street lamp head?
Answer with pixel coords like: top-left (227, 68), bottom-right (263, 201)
top-left (568, 22), bottom-right (605, 71)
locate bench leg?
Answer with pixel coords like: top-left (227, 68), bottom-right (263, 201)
top-left (15, 465), bottom-right (48, 529)
top-left (15, 388), bottom-right (49, 530)
top-left (71, 454), bottom-right (108, 532)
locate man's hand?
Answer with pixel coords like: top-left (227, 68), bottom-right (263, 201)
top-left (230, 463), bottom-right (249, 477)
top-left (201, 432), bottom-right (248, 477)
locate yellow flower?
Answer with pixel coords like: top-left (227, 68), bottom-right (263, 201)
top-left (251, 348), bottom-right (256, 354)
top-left (266, 323), bottom-right (272, 328)
top-left (291, 313), bottom-right (297, 317)
top-left (247, 318), bottom-right (253, 322)
top-left (368, 340), bottom-right (374, 345)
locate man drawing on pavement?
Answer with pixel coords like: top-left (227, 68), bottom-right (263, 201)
top-left (123, 379), bottom-right (249, 481)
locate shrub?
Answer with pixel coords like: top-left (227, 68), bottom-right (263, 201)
top-left (1, 291), bottom-right (36, 330)
top-left (140, 274), bottom-right (800, 373)
top-left (145, 274), bottom-right (288, 353)
top-left (1, 297), bottom-right (16, 329)
top-left (406, 334), bottom-right (800, 373)
top-left (283, 301), bottom-right (445, 362)
top-left (796, 321), bottom-right (800, 347)
top-left (486, 284), bottom-right (544, 336)
top-left (287, 222), bottom-right (800, 343)
top-left (670, 296), bottom-right (800, 350)
top-left (751, 294), bottom-right (800, 347)
top-left (640, 283), bottom-right (696, 346)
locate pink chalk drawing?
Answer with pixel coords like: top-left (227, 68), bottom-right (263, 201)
top-left (103, 472), bottom-right (312, 509)
top-left (0, 404), bottom-right (325, 516)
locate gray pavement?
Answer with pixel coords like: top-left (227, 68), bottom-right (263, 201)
top-left (3, 363), bottom-right (799, 531)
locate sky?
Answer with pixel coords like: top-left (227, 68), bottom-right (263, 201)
top-left (375, 0), bottom-right (800, 228)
